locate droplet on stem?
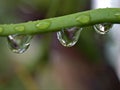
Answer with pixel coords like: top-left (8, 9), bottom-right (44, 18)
top-left (94, 23), bottom-right (113, 34)
top-left (57, 27), bottom-right (82, 47)
top-left (36, 21), bottom-right (51, 30)
top-left (7, 34), bottom-right (33, 54)
top-left (15, 25), bottom-right (25, 32)
top-left (0, 27), bottom-right (3, 33)
top-left (76, 15), bottom-right (90, 24)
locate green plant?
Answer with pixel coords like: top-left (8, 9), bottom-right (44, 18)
top-left (0, 1), bottom-right (120, 89)
top-left (0, 8), bottom-right (120, 36)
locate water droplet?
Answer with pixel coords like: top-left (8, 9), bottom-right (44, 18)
top-left (7, 34), bottom-right (33, 54)
top-left (115, 13), bottom-right (120, 19)
top-left (94, 23), bottom-right (113, 34)
top-left (76, 14), bottom-right (90, 24)
top-left (57, 27), bottom-right (82, 47)
top-left (15, 25), bottom-right (25, 32)
top-left (0, 27), bottom-right (3, 33)
top-left (36, 21), bottom-right (51, 30)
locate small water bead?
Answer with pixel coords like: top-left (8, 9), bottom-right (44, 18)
top-left (57, 27), bottom-right (82, 47)
top-left (0, 27), bottom-right (3, 33)
top-left (36, 21), bottom-right (51, 30)
top-left (15, 25), bottom-right (25, 32)
top-left (7, 34), bottom-right (33, 54)
top-left (115, 13), bottom-right (120, 19)
top-left (76, 14), bottom-right (90, 24)
top-left (94, 23), bottom-right (113, 35)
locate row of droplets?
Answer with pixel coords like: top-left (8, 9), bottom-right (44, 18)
top-left (7, 23), bottom-right (113, 54)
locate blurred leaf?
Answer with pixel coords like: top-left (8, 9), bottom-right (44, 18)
top-left (77, 26), bottom-right (101, 63)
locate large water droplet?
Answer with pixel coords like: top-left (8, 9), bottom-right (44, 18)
top-left (7, 34), bottom-right (33, 54)
top-left (57, 27), bottom-right (82, 47)
top-left (94, 23), bottom-right (113, 35)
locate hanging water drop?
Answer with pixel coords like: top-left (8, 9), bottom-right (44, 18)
top-left (7, 34), bottom-right (33, 54)
top-left (57, 27), bottom-right (82, 47)
top-left (94, 23), bottom-right (113, 35)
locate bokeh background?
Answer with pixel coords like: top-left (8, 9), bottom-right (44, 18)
top-left (0, 0), bottom-right (119, 90)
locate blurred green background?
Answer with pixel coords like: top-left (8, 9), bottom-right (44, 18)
top-left (0, 0), bottom-right (119, 90)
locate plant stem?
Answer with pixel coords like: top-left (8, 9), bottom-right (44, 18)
top-left (0, 8), bottom-right (120, 36)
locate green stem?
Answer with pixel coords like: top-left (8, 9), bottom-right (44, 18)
top-left (0, 8), bottom-right (120, 36)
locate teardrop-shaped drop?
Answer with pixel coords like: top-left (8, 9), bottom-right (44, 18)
top-left (94, 23), bottom-right (113, 35)
top-left (57, 27), bottom-right (82, 47)
top-left (7, 34), bottom-right (33, 54)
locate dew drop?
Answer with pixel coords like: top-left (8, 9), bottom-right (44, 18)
top-left (76, 15), bottom-right (90, 24)
top-left (15, 25), bottom-right (25, 32)
top-left (115, 13), bottom-right (120, 19)
top-left (94, 23), bottom-right (113, 35)
top-left (57, 27), bottom-right (82, 47)
top-left (0, 27), bottom-right (3, 33)
top-left (36, 21), bottom-right (51, 30)
top-left (7, 34), bottom-right (33, 54)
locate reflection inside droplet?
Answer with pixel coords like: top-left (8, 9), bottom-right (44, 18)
top-left (57, 27), bottom-right (82, 47)
top-left (94, 23), bottom-right (113, 34)
top-left (7, 34), bottom-right (33, 54)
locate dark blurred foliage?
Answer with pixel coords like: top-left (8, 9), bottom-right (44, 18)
top-left (0, 0), bottom-right (119, 90)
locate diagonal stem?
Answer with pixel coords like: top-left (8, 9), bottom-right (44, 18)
top-left (0, 8), bottom-right (120, 36)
